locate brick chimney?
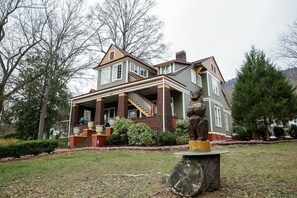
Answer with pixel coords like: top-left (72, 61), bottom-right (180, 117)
top-left (176, 50), bottom-right (186, 62)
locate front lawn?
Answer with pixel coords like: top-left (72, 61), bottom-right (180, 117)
top-left (0, 142), bottom-right (296, 197)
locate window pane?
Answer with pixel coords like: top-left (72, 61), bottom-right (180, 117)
top-left (101, 67), bottom-right (111, 84)
top-left (191, 70), bottom-right (196, 83)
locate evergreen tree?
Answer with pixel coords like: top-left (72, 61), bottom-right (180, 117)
top-left (11, 55), bottom-right (70, 140)
top-left (232, 46), bottom-right (297, 140)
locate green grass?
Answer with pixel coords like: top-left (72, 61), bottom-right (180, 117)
top-left (0, 142), bottom-right (297, 197)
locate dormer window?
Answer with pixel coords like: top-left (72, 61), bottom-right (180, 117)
top-left (130, 62), bottom-right (148, 77)
top-left (112, 64), bottom-right (122, 81)
top-left (161, 65), bottom-right (171, 74)
top-left (130, 62), bottom-right (139, 74)
top-left (140, 67), bottom-right (148, 77)
top-left (109, 51), bottom-right (115, 60)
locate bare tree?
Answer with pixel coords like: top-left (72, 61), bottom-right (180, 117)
top-left (276, 20), bottom-right (297, 67)
top-left (0, 0), bottom-right (44, 121)
top-left (89, 0), bottom-right (167, 63)
top-left (36, 0), bottom-right (95, 139)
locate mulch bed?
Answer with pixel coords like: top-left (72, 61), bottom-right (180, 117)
top-left (1, 139), bottom-right (296, 163)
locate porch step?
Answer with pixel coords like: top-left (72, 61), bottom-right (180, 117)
top-left (75, 136), bottom-right (92, 148)
top-left (128, 97), bottom-right (151, 117)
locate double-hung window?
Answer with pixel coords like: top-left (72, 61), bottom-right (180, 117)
top-left (191, 69), bottom-right (196, 84)
top-left (101, 66), bottom-right (111, 85)
top-left (197, 75), bottom-right (202, 87)
top-left (140, 67), bottom-right (148, 77)
top-left (212, 77), bottom-right (219, 95)
top-left (225, 114), bottom-right (229, 131)
top-left (130, 62), bottom-right (139, 74)
top-left (214, 106), bottom-right (222, 127)
top-left (112, 64), bottom-right (122, 81)
top-left (161, 65), bottom-right (171, 74)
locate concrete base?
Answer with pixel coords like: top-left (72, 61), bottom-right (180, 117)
top-left (169, 150), bottom-right (229, 196)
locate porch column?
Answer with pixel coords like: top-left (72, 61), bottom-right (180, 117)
top-left (70, 102), bottom-right (79, 134)
top-left (117, 92), bottom-right (128, 118)
top-left (95, 98), bottom-right (105, 125)
top-left (157, 83), bottom-right (173, 132)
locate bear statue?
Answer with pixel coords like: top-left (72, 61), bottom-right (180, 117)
top-left (187, 89), bottom-right (208, 141)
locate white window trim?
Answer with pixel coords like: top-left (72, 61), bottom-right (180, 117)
top-left (161, 65), bottom-right (172, 74)
top-left (197, 75), bottom-right (202, 87)
top-left (225, 114), bottom-right (229, 131)
top-left (214, 106), bottom-right (222, 127)
top-left (191, 69), bottom-right (196, 84)
top-left (101, 66), bottom-right (111, 85)
top-left (212, 77), bottom-right (219, 96)
top-left (140, 67), bottom-right (148, 77)
top-left (112, 63), bottom-right (122, 82)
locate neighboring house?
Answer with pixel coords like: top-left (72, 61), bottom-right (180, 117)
top-left (70, 44), bottom-right (233, 140)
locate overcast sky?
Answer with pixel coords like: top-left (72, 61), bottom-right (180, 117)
top-left (78, 0), bottom-right (297, 94)
top-left (152, 0), bottom-right (297, 81)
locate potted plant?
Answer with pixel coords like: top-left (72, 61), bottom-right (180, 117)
top-left (88, 121), bottom-right (94, 129)
top-left (73, 127), bottom-right (80, 135)
top-left (96, 125), bottom-right (104, 134)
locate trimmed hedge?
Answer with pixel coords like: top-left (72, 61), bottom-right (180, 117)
top-left (0, 139), bottom-right (58, 158)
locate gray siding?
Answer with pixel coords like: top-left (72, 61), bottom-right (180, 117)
top-left (174, 63), bottom-right (187, 72)
top-left (171, 91), bottom-right (183, 118)
top-left (97, 61), bottom-right (127, 90)
top-left (171, 68), bottom-right (198, 93)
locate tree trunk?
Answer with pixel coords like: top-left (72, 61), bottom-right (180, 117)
top-left (263, 116), bottom-right (270, 141)
top-left (0, 84), bottom-right (5, 132)
top-left (38, 78), bottom-right (52, 139)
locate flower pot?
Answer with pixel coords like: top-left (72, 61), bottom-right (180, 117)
top-left (96, 125), bottom-right (103, 134)
top-left (88, 121), bottom-right (94, 129)
top-left (231, 133), bottom-right (239, 140)
top-left (73, 127), bottom-right (80, 135)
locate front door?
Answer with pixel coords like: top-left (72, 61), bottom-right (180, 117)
top-left (104, 108), bottom-right (115, 126)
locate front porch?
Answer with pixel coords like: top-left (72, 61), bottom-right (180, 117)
top-left (69, 76), bottom-right (189, 136)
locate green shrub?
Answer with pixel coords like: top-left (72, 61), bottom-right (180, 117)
top-left (175, 119), bottom-right (188, 136)
top-left (233, 125), bottom-right (250, 141)
top-left (107, 134), bottom-right (122, 145)
top-left (142, 136), bottom-right (155, 146)
top-left (113, 118), bottom-right (134, 135)
top-left (157, 132), bottom-right (177, 146)
top-left (127, 123), bottom-right (157, 146)
top-left (0, 139), bottom-right (58, 158)
top-left (273, 126), bottom-right (284, 138)
top-left (289, 124), bottom-right (297, 138)
top-left (176, 134), bottom-right (189, 145)
top-left (58, 137), bottom-right (69, 148)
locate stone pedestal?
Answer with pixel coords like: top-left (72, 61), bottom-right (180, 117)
top-left (169, 151), bottom-right (228, 197)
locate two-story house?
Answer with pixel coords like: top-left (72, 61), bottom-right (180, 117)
top-left (69, 44), bottom-right (232, 140)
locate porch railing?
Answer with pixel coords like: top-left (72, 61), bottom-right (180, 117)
top-left (128, 92), bottom-right (156, 117)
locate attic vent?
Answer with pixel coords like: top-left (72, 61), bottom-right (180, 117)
top-left (109, 51), bottom-right (115, 60)
top-left (176, 50), bottom-right (186, 62)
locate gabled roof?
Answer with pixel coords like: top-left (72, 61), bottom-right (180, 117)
top-left (153, 56), bottom-right (225, 83)
top-left (154, 60), bottom-right (191, 68)
top-left (93, 44), bottom-right (157, 72)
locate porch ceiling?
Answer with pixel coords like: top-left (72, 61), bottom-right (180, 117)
top-left (78, 95), bottom-right (118, 108)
